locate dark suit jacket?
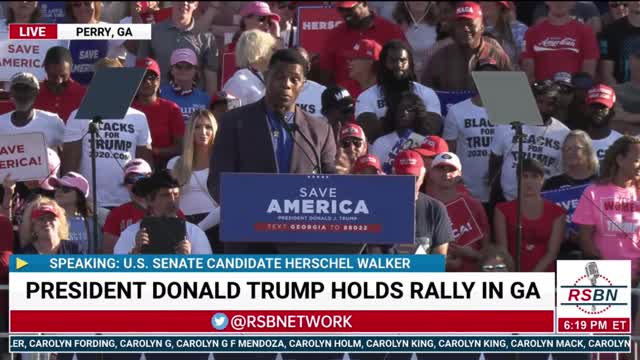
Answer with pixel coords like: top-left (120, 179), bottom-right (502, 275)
top-left (208, 99), bottom-right (361, 254)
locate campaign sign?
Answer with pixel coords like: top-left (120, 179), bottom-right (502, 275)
top-left (381, 131), bottom-right (425, 174)
top-left (220, 173), bottom-right (415, 244)
top-left (0, 39), bottom-right (65, 81)
top-left (435, 90), bottom-right (476, 117)
top-left (69, 40), bottom-right (109, 85)
top-left (39, 1), bottom-right (67, 23)
top-left (446, 198), bottom-right (483, 246)
top-left (221, 52), bottom-right (236, 89)
top-left (0, 133), bottom-right (49, 182)
top-left (297, 6), bottom-right (343, 58)
top-left (542, 184), bottom-right (589, 233)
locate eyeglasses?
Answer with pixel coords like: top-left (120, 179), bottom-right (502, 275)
top-left (174, 63), bottom-right (195, 70)
top-left (72, 2), bottom-right (93, 8)
top-left (248, 15), bottom-right (269, 23)
top-left (341, 139), bottom-right (363, 148)
top-left (342, 106), bottom-right (355, 115)
top-left (125, 174), bottom-right (149, 185)
top-left (609, 3), bottom-right (627, 8)
top-left (57, 186), bottom-right (76, 194)
top-left (482, 264), bottom-right (507, 271)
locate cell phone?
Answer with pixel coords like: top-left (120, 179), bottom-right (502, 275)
top-left (139, 217), bottom-right (186, 254)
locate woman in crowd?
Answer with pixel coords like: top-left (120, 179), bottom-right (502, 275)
top-left (160, 48), bottom-right (211, 123)
top-left (370, 92), bottom-right (434, 171)
top-left (18, 197), bottom-right (82, 254)
top-left (494, 158), bottom-right (566, 272)
top-left (225, 1), bottom-right (281, 53)
top-left (168, 109), bottom-right (221, 252)
top-left (480, 1), bottom-right (527, 66)
top-left (49, 172), bottom-right (93, 254)
top-left (574, 136), bottom-right (640, 281)
top-left (544, 130), bottom-right (599, 190)
top-left (392, 1), bottom-right (439, 79)
top-left (222, 29), bottom-right (277, 107)
top-left (335, 124), bottom-right (368, 175)
top-left (133, 57), bottom-right (185, 169)
top-left (2, 1), bottom-right (40, 26)
top-left (65, 1), bottom-right (109, 85)
top-left (102, 158), bottom-right (152, 254)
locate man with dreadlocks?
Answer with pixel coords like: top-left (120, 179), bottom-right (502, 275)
top-left (354, 39), bottom-right (442, 142)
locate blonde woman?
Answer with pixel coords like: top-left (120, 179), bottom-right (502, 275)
top-left (168, 109), bottom-right (220, 251)
top-left (543, 130), bottom-right (599, 191)
top-left (222, 29), bottom-right (277, 107)
top-left (18, 197), bottom-right (81, 254)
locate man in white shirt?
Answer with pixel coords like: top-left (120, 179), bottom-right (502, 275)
top-left (0, 73), bottom-right (65, 150)
top-left (114, 169), bottom-right (212, 255)
top-left (489, 81), bottom-right (571, 201)
top-left (61, 58), bottom-right (153, 209)
top-left (584, 84), bottom-right (622, 160)
top-left (355, 39), bottom-right (441, 142)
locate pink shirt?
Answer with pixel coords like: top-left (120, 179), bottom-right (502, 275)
top-left (573, 183), bottom-right (640, 272)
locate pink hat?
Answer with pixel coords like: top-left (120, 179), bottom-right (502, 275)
top-left (456, 2), bottom-right (483, 20)
top-left (135, 57), bottom-right (161, 77)
top-left (124, 158), bottom-right (152, 177)
top-left (240, 2), bottom-right (281, 22)
top-left (40, 148), bottom-right (60, 191)
top-left (352, 154), bottom-right (382, 174)
top-left (587, 84), bottom-right (616, 109)
top-left (170, 48), bottom-right (198, 66)
top-left (49, 172), bottom-right (90, 199)
top-left (431, 152), bottom-right (462, 172)
top-left (393, 150), bottom-right (425, 176)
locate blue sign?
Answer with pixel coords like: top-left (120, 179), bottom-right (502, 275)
top-left (69, 40), bottom-right (109, 85)
top-left (39, 1), bottom-right (67, 23)
top-left (220, 174), bottom-right (416, 244)
top-left (435, 90), bottom-right (476, 117)
top-left (542, 184), bottom-right (589, 233)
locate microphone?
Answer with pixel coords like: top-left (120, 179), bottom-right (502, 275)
top-left (585, 262), bottom-right (599, 312)
top-left (277, 113), bottom-right (322, 174)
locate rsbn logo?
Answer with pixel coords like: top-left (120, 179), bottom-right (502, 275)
top-left (561, 262), bottom-right (628, 315)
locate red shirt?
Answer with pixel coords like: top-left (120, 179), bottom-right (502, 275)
top-left (34, 80), bottom-right (86, 123)
top-left (0, 100), bottom-right (14, 116)
top-left (132, 97), bottom-right (185, 155)
top-left (320, 14), bottom-right (406, 86)
top-left (0, 216), bottom-right (13, 252)
top-left (521, 19), bottom-right (599, 81)
top-left (103, 201), bottom-right (186, 238)
top-left (496, 199), bottom-right (566, 272)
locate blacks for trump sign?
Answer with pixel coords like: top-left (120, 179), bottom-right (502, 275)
top-left (220, 174), bottom-right (415, 244)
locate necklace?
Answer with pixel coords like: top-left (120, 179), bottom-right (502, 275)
top-left (405, 1), bottom-right (433, 28)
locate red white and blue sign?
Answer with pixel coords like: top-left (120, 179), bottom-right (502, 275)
top-left (219, 174), bottom-right (415, 244)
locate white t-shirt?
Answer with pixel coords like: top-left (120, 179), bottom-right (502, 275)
top-left (167, 157), bottom-right (219, 215)
top-left (114, 221), bottom-right (213, 254)
top-left (107, 16), bottom-right (136, 68)
top-left (491, 118), bottom-right (570, 201)
top-left (591, 130), bottom-right (622, 161)
top-left (0, 110), bottom-right (65, 148)
top-left (355, 81), bottom-right (441, 119)
top-left (222, 68), bottom-right (265, 107)
top-left (296, 80), bottom-right (326, 116)
top-left (370, 130), bottom-right (426, 174)
top-left (442, 99), bottom-right (495, 202)
top-left (64, 107), bottom-right (152, 208)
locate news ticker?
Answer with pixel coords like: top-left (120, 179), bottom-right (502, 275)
top-left (9, 335), bottom-right (632, 353)
top-left (8, 23), bottom-right (151, 40)
top-left (8, 256), bottom-right (632, 337)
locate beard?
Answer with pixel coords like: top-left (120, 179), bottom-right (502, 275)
top-left (380, 71), bottom-right (412, 109)
top-left (14, 99), bottom-right (35, 112)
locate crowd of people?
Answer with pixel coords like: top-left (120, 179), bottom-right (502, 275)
top-left (1, 1), bottom-right (640, 359)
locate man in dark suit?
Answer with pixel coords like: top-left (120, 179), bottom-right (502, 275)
top-left (208, 48), bottom-right (349, 257)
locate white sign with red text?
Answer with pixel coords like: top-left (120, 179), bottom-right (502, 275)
top-left (0, 133), bottom-right (49, 182)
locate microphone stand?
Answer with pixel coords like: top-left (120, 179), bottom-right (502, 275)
top-left (88, 116), bottom-right (102, 255)
top-left (511, 121), bottom-right (525, 273)
top-left (278, 113), bottom-right (321, 174)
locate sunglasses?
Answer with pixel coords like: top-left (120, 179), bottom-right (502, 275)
top-left (609, 2), bottom-right (627, 8)
top-left (248, 15), bottom-right (269, 23)
top-left (482, 264), bottom-right (507, 271)
top-left (174, 63), bottom-right (195, 70)
top-left (341, 139), bottom-right (363, 148)
top-left (57, 186), bottom-right (76, 194)
top-left (144, 73), bottom-right (159, 82)
top-left (125, 174), bottom-right (149, 185)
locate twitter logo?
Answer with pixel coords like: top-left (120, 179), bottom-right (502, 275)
top-left (211, 313), bottom-right (229, 330)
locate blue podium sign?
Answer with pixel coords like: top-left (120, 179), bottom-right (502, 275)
top-left (220, 174), bottom-right (416, 244)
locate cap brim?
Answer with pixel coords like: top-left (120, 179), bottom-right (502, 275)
top-left (456, 15), bottom-right (481, 20)
top-left (414, 148), bottom-right (438, 157)
top-left (432, 161), bottom-right (461, 171)
top-left (336, 2), bottom-right (359, 9)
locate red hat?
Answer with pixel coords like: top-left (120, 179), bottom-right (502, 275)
top-left (345, 39), bottom-right (382, 61)
top-left (31, 204), bottom-right (61, 220)
top-left (136, 57), bottom-right (161, 77)
top-left (456, 2), bottom-right (483, 20)
top-left (339, 123), bottom-right (365, 141)
top-left (352, 154), bottom-right (382, 174)
top-left (413, 136), bottom-right (449, 158)
top-left (393, 150), bottom-right (425, 176)
top-left (586, 84), bottom-right (616, 109)
top-left (498, 1), bottom-right (510, 9)
top-left (335, 1), bottom-right (359, 8)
